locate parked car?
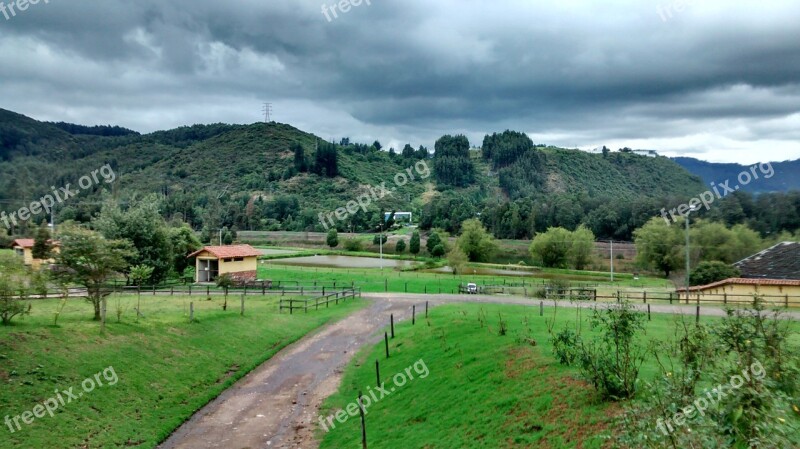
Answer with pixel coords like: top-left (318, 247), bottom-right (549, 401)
top-left (466, 283), bottom-right (478, 294)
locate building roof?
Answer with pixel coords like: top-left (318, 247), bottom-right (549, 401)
top-left (12, 239), bottom-right (60, 249)
top-left (734, 241), bottom-right (800, 280)
top-left (187, 245), bottom-right (262, 259)
top-left (688, 277), bottom-right (800, 292)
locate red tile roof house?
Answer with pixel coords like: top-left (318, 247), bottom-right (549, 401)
top-left (11, 239), bottom-right (60, 269)
top-left (187, 245), bottom-right (263, 284)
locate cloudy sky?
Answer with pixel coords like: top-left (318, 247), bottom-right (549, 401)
top-left (1, 0), bottom-right (799, 164)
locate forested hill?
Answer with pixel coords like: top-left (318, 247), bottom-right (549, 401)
top-left (674, 157), bottom-right (800, 193)
top-left (1, 109), bottom-right (716, 241)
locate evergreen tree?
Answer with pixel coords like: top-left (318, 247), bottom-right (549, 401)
top-left (409, 231), bottom-right (421, 257)
top-left (32, 221), bottom-right (52, 260)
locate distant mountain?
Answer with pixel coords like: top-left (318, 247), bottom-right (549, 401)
top-left (673, 157), bottom-right (800, 193)
top-left (0, 108), bottom-right (707, 240)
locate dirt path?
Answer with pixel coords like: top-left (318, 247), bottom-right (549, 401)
top-left (157, 293), bottom-right (799, 449)
top-left (157, 296), bottom-right (419, 449)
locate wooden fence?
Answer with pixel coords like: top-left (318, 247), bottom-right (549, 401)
top-left (279, 288), bottom-right (361, 314)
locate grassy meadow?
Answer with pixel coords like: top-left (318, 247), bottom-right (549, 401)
top-left (258, 262), bottom-right (673, 296)
top-left (0, 293), bottom-right (365, 449)
top-left (318, 302), bottom-right (800, 449)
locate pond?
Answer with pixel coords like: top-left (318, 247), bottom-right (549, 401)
top-left (266, 255), bottom-right (419, 269)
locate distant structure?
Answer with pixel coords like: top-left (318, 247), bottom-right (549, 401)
top-left (263, 103), bottom-right (273, 123)
top-left (632, 150), bottom-right (659, 158)
top-left (386, 212), bottom-right (413, 223)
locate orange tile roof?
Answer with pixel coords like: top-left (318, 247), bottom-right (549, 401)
top-left (688, 277), bottom-right (800, 292)
top-left (12, 239), bottom-right (60, 249)
top-left (187, 245), bottom-right (262, 259)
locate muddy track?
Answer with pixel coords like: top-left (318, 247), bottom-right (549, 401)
top-left (156, 293), bottom-right (799, 449)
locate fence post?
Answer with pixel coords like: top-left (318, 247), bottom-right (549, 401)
top-left (647, 304), bottom-right (651, 321)
top-left (391, 314), bottom-right (395, 338)
top-left (696, 306), bottom-right (700, 324)
top-left (540, 301), bottom-right (544, 317)
top-left (426, 301), bottom-right (429, 318)
top-left (385, 279), bottom-right (388, 292)
top-left (358, 392), bottom-right (368, 449)
top-left (375, 360), bottom-right (381, 387)
top-left (643, 291), bottom-right (647, 304)
top-left (207, 286), bottom-right (210, 297)
top-left (384, 332), bottom-right (390, 358)
top-left (189, 284), bottom-right (192, 296)
top-left (412, 305), bottom-right (416, 325)
top-left (190, 302), bottom-right (194, 322)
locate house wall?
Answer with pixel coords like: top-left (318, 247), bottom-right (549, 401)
top-left (192, 251), bottom-right (258, 283)
top-left (685, 283), bottom-right (800, 301)
top-left (219, 257), bottom-right (258, 276)
top-left (13, 246), bottom-right (59, 268)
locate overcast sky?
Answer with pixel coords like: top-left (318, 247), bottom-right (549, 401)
top-left (1, 0), bottom-right (799, 164)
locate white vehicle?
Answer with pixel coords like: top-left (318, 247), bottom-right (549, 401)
top-left (466, 283), bottom-right (478, 294)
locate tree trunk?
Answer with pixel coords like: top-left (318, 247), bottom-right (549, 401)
top-left (93, 299), bottom-right (101, 321)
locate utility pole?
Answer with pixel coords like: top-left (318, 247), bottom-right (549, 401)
top-left (684, 205), bottom-right (697, 300)
top-left (610, 240), bottom-right (614, 283)
top-left (50, 205), bottom-right (56, 239)
top-left (262, 103), bottom-right (272, 123)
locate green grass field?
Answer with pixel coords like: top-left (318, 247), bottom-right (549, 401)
top-left (0, 294), bottom-right (365, 449)
top-left (259, 263), bottom-right (672, 296)
top-left (318, 302), bottom-right (800, 449)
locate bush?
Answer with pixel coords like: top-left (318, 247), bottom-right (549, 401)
top-left (577, 302), bottom-right (647, 400)
top-left (372, 234), bottom-right (388, 245)
top-left (431, 244), bottom-right (446, 258)
top-left (551, 327), bottom-right (579, 366)
top-left (690, 261), bottom-right (740, 286)
top-left (0, 257), bottom-right (31, 325)
top-left (616, 299), bottom-right (799, 448)
top-left (344, 238), bottom-right (363, 252)
top-left (395, 239), bottom-right (406, 254)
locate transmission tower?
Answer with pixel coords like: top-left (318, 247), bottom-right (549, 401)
top-left (262, 103), bottom-right (273, 123)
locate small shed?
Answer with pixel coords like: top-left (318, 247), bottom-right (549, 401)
top-left (188, 245), bottom-right (262, 284)
top-left (12, 239), bottom-right (60, 269)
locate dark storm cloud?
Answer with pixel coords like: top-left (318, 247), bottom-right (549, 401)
top-left (0, 0), bottom-right (798, 163)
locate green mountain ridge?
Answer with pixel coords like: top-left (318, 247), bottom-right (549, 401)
top-left (0, 109), bottom-right (707, 240)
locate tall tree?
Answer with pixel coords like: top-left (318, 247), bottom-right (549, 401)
top-left (530, 227), bottom-right (573, 268)
top-left (634, 217), bottom-right (684, 277)
top-left (54, 225), bottom-right (135, 321)
top-left (313, 141), bottom-right (339, 177)
top-left (409, 231), bottom-right (421, 257)
top-left (570, 225), bottom-right (596, 270)
top-left (292, 142), bottom-right (308, 173)
top-left (32, 221), bottom-right (52, 260)
top-left (457, 219), bottom-right (498, 262)
top-left (94, 196), bottom-right (173, 284)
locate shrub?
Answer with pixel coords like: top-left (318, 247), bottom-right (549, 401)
top-left (576, 302), bottom-right (647, 400)
top-left (344, 238), bottom-right (363, 252)
top-left (431, 244), bottom-right (446, 258)
top-left (395, 239), bottom-right (406, 254)
top-left (551, 327), bottom-right (579, 366)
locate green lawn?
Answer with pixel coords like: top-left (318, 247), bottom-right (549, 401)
top-left (0, 294), bottom-right (365, 449)
top-left (258, 263), bottom-right (672, 295)
top-left (318, 302), bottom-right (800, 449)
